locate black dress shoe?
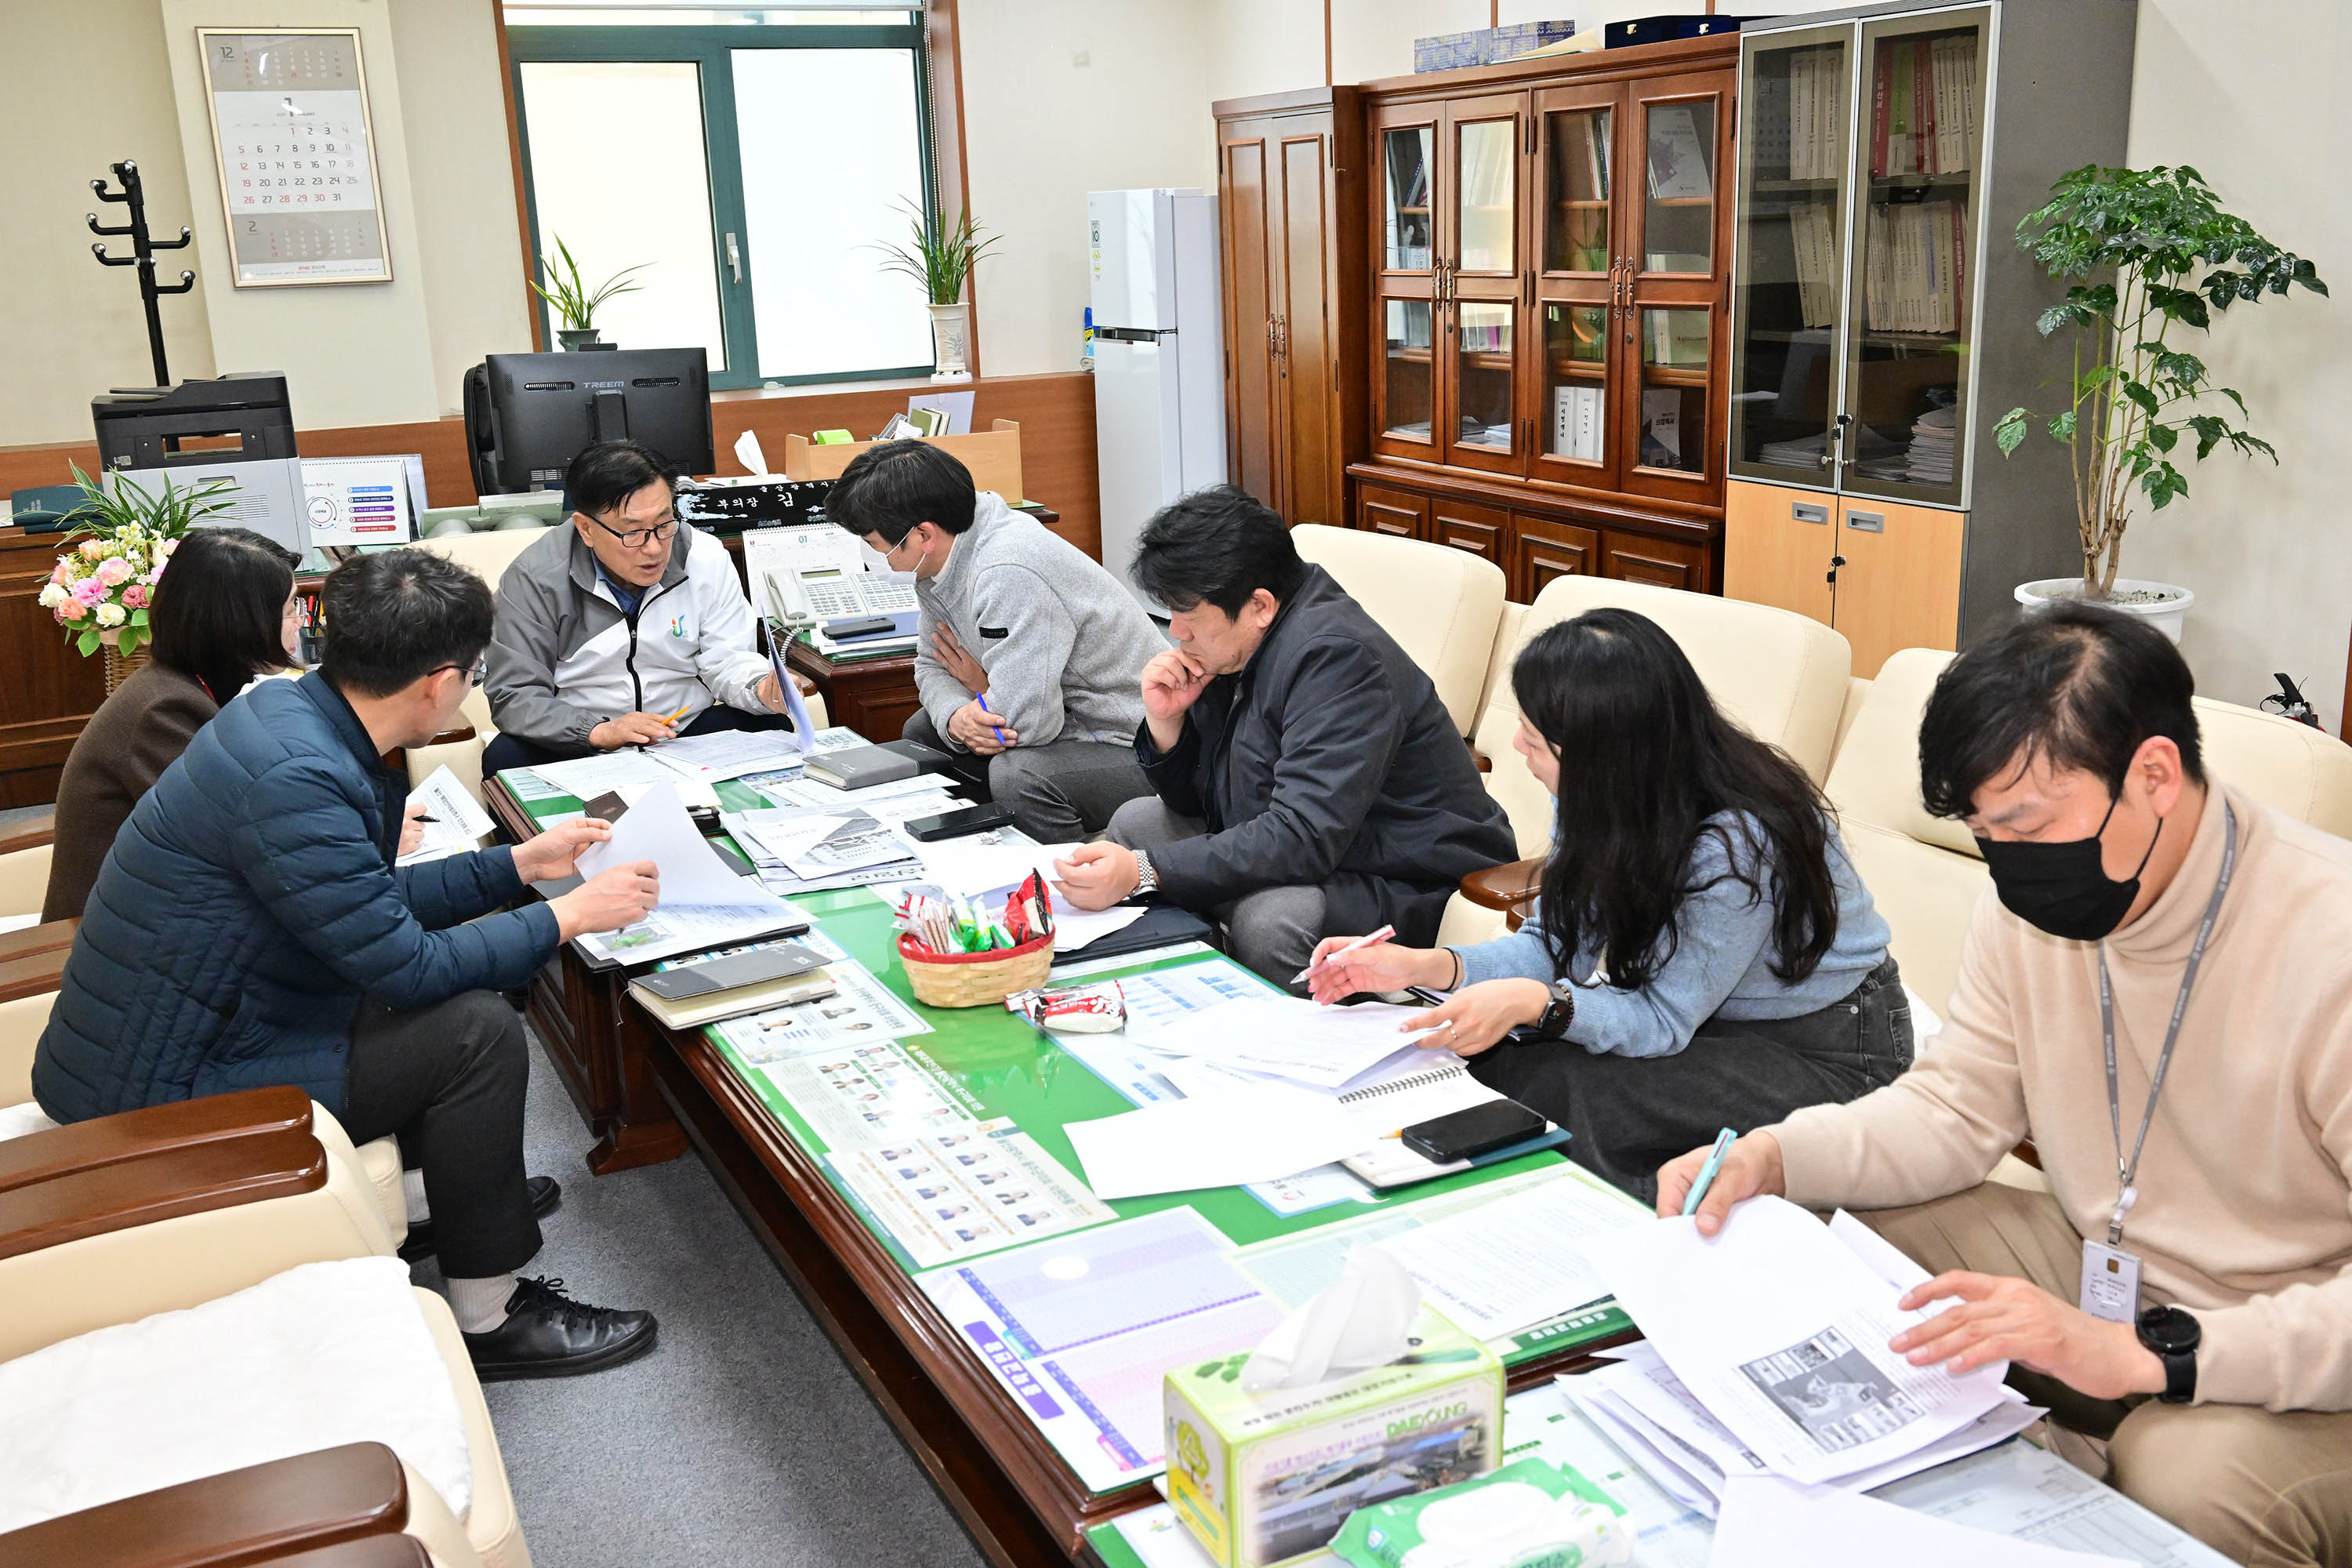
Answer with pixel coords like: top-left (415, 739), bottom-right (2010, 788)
top-left (463, 1276), bottom-right (658, 1381)
top-left (397, 1174), bottom-right (562, 1264)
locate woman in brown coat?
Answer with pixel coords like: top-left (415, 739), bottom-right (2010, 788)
top-left (42, 527), bottom-right (303, 922)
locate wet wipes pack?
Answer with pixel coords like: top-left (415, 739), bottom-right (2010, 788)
top-left (1327, 1456), bottom-right (1633, 1568)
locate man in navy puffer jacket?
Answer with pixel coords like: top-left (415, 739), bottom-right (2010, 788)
top-left (35, 549), bottom-right (666, 1379)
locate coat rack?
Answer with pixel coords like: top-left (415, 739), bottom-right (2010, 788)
top-left (89, 158), bottom-right (196, 387)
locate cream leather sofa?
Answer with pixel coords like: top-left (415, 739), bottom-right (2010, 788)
top-left (1825, 645), bottom-right (2352, 1015)
top-left (1434, 574), bottom-right (1853, 946)
top-left (0, 1111), bottom-right (524, 1568)
top-left (1290, 524), bottom-right (1507, 737)
top-left (0, 985), bottom-right (408, 1250)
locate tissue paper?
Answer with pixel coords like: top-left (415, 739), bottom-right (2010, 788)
top-left (1243, 1246), bottom-right (1422, 1392)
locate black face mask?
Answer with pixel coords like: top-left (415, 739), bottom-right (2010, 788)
top-left (1975, 793), bottom-right (2162, 942)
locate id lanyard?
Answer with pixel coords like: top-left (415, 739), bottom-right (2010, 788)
top-left (2095, 801), bottom-right (2236, 1247)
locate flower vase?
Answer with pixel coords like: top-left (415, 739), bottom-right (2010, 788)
top-left (100, 629), bottom-right (149, 695)
top-left (927, 302), bottom-right (972, 381)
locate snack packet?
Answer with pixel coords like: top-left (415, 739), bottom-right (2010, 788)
top-left (1005, 979), bottom-right (1127, 1034)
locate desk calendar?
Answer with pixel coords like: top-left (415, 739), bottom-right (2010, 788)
top-left (197, 29), bottom-right (392, 286)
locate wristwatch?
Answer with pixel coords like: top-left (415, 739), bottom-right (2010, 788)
top-left (1131, 848), bottom-right (1159, 898)
top-left (1530, 980), bottom-right (1576, 1040)
top-left (2136, 1304), bottom-right (2201, 1404)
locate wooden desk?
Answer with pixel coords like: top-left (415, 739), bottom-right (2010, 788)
top-left (483, 777), bottom-right (689, 1175)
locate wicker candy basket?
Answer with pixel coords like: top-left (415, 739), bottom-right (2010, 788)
top-left (898, 931), bottom-right (1054, 1008)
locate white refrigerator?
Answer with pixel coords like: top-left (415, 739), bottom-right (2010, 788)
top-left (1087, 187), bottom-right (1226, 607)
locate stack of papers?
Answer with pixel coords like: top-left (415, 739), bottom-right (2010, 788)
top-left (1134, 994), bottom-right (1443, 1090)
top-left (1575, 1198), bottom-right (2027, 1497)
top-left (562, 779), bottom-right (808, 966)
top-left (523, 749), bottom-right (721, 811)
top-left (1905, 403), bottom-right (1958, 485)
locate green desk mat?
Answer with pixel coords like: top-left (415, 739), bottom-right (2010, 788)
top-left (509, 771), bottom-right (1635, 1364)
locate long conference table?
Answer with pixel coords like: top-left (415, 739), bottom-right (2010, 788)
top-left (482, 765), bottom-right (1638, 1566)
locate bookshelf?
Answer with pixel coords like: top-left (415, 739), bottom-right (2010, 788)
top-left (1722, 0), bottom-right (2137, 675)
top-left (1343, 34), bottom-right (1739, 593)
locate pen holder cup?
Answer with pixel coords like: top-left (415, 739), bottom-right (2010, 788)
top-left (898, 932), bottom-right (1055, 1008)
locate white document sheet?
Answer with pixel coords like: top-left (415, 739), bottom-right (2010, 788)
top-left (395, 764), bottom-right (496, 866)
top-left (1063, 1083), bottom-right (1372, 1199)
top-left (1048, 902), bottom-right (1149, 953)
top-left (648, 728), bottom-right (812, 784)
top-left (915, 835), bottom-right (1083, 898)
top-left (1579, 1196), bottom-right (2011, 1486)
top-left (1711, 1474), bottom-right (2134, 1568)
top-left (1372, 1172), bottom-right (1644, 1338)
top-left (750, 773), bottom-right (946, 812)
top-left (576, 779), bottom-right (783, 908)
top-left (1137, 995), bottom-right (1443, 1090)
top-left (524, 750), bottom-right (720, 810)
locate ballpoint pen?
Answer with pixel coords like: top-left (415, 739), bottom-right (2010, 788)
top-left (1682, 1127), bottom-right (1738, 1217)
top-left (975, 692), bottom-right (1008, 746)
top-left (1293, 924), bottom-right (1396, 985)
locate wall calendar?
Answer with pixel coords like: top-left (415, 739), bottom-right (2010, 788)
top-left (197, 28), bottom-right (393, 286)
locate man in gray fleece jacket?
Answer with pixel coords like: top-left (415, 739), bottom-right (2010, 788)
top-left (827, 441), bottom-right (1165, 842)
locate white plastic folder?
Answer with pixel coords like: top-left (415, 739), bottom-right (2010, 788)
top-left (1578, 1196), bottom-right (2012, 1486)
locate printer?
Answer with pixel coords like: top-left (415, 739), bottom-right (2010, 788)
top-left (92, 374), bottom-right (306, 552)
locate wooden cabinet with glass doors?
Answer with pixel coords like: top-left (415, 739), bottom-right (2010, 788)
top-left (1356, 34), bottom-right (1739, 600)
top-left (1722, 0), bottom-right (2136, 675)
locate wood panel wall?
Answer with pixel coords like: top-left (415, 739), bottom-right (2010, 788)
top-left (0, 369), bottom-right (1102, 807)
top-left (0, 370), bottom-right (1102, 561)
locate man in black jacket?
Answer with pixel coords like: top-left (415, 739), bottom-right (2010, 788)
top-left (1051, 488), bottom-right (1515, 984)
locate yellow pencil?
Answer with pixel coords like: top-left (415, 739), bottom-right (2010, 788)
top-left (662, 703), bottom-right (691, 726)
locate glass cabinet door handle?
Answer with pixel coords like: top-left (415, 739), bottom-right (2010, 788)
top-left (725, 232), bottom-right (742, 283)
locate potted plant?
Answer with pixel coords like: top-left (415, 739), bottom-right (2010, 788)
top-left (874, 202), bottom-right (1000, 381)
top-left (42, 466), bottom-right (235, 691)
top-left (528, 235), bottom-right (649, 350)
top-left (1994, 164), bottom-right (2325, 640)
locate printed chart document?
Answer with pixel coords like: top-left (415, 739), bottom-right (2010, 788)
top-left (827, 1119), bottom-right (1112, 1267)
top-left (1712, 1474), bottom-right (2133, 1568)
top-left (1580, 1197), bottom-right (2012, 1485)
top-left (1373, 1172), bottom-right (1644, 1338)
top-left (755, 810), bottom-right (916, 880)
top-left (1116, 958), bottom-right (1269, 1039)
top-left (918, 1207), bottom-right (1287, 1492)
top-left (395, 764), bottom-right (496, 865)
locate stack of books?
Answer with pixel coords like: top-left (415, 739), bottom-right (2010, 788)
top-left (1870, 34), bottom-right (1979, 178)
top-left (1864, 199), bottom-right (1965, 334)
top-left (1784, 43), bottom-right (1849, 181)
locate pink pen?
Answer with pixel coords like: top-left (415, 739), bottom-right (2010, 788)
top-left (1294, 924), bottom-right (1396, 985)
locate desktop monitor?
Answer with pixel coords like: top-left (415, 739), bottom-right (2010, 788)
top-left (466, 347), bottom-right (713, 495)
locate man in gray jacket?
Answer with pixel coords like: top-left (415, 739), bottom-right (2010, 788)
top-left (828, 441), bottom-right (1163, 843)
top-left (483, 441), bottom-right (804, 774)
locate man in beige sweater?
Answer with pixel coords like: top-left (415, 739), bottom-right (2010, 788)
top-left (1659, 602), bottom-right (2352, 1566)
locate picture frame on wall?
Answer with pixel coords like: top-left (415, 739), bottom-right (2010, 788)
top-left (196, 27), bottom-right (393, 287)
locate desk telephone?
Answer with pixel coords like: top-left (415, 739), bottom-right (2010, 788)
top-left (744, 524), bottom-right (918, 624)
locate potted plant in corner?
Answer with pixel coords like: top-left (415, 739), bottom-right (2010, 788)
top-left (42, 466), bottom-right (236, 693)
top-left (1995, 164), bottom-right (2325, 641)
top-left (529, 234), bottom-right (650, 350)
top-left (875, 201), bottom-right (1000, 382)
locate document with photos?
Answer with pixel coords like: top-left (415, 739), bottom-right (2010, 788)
top-left (1579, 1196), bottom-right (2013, 1485)
top-left (571, 903), bottom-right (805, 968)
top-left (827, 1120), bottom-right (1113, 1268)
top-left (751, 1039), bottom-right (978, 1152)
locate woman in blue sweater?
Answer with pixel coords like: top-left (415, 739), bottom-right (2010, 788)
top-left (1308, 608), bottom-right (1911, 1200)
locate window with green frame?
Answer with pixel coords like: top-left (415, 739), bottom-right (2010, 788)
top-left (506, 9), bottom-right (939, 390)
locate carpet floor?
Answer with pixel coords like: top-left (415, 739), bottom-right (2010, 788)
top-left (408, 1025), bottom-right (990, 1568)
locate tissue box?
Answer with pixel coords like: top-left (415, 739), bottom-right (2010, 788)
top-left (1165, 1306), bottom-right (1506, 1568)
